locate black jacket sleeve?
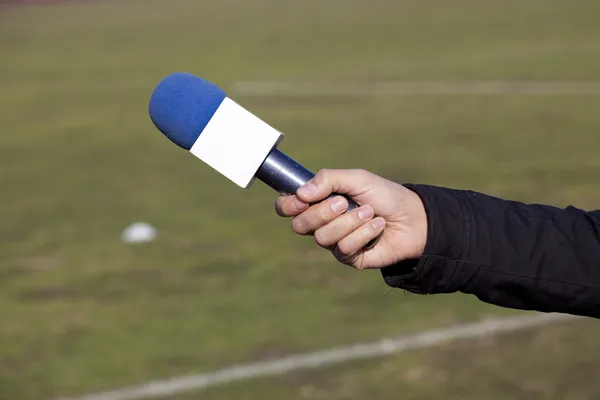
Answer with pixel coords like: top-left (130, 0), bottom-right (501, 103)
top-left (381, 184), bottom-right (600, 318)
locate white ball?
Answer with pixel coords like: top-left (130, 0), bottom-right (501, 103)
top-left (121, 222), bottom-right (157, 243)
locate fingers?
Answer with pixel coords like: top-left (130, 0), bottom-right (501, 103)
top-left (291, 195), bottom-right (349, 235)
top-left (334, 217), bottom-right (386, 266)
top-left (313, 204), bottom-right (375, 247)
top-left (275, 195), bottom-right (309, 217)
top-left (295, 169), bottom-right (376, 204)
top-left (277, 169), bottom-right (377, 217)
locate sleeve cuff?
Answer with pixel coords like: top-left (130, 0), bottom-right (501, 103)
top-left (380, 184), bottom-right (472, 294)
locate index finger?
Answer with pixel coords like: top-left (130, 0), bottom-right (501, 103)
top-left (275, 195), bottom-right (309, 217)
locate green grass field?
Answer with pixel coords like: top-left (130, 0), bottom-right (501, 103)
top-left (1, 0), bottom-right (600, 398)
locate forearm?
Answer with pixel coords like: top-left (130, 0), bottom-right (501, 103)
top-left (381, 185), bottom-right (600, 318)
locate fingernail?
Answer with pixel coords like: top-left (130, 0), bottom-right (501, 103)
top-left (298, 182), bottom-right (318, 197)
top-left (358, 206), bottom-right (374, 220)
top-left (372, 218), bottom-right (386, 230)
top-left (331, 197), bottom-right (347, 213)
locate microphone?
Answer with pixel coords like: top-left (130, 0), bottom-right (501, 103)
top-left (148, 72), bottom-right (378, 246)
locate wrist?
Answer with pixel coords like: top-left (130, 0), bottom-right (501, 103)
top-left (382, 184), bottom-right (471, 294)
top-left (401, 187), bottom-right (428, 259)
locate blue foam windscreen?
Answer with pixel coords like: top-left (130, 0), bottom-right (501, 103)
top-left (148, 72), bottom-right (226, 150)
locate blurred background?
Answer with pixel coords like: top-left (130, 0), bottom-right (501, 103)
top-left (1, 0), bottom-right (600, 398)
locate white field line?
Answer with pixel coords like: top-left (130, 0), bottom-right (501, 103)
top-left (59, 312), bottom-right (577, 400)
top-left (230, 81), bottom-right (600, 96)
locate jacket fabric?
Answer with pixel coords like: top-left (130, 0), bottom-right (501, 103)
top-left (381, 184), bottom-right (600, 318)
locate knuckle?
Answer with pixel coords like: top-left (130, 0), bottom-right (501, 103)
top-left (313, 169), bottom-right (329, 187)
top-left (317, 205), bottom-right (333, 223)
top-left (336, 241), bottom-right (353, 257)
top-left (315, 168), bottom-right (331, 183)
top-left (274, 198), bottom-right (286, 216)
top-left (279, 196), bottom-right (307, 217)
top-left (313, 230), bottom-right (329, 247)
top-left (314, 229), bottom-right (335, 247)
top-left (291, 217), bottom-right (307, 235)
top-left (352, 168), bottom-right (371, 179)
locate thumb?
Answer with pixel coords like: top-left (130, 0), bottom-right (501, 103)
top-left (296, 169), bottom-right (377, 203)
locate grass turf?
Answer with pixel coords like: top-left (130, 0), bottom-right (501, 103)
top-left (0, 0), bottom-right (599, 398)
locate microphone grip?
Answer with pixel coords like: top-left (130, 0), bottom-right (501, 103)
top-left (257, 148), bottom-right (379, 249)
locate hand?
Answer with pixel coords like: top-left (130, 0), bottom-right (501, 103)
top-left (275, 169), bottom-right (428, 270)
